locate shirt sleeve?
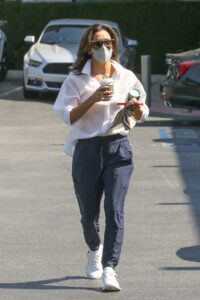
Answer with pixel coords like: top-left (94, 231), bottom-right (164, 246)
top-left (129, 72), bottom-right (149, 123)
top-left (53, 73), bottom-right (80, 126)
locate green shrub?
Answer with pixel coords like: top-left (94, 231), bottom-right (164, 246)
top-left (0, 1), bottom-right (200, 73)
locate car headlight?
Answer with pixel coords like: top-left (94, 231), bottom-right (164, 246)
top-left (28, 59), bottom-right (42, 67)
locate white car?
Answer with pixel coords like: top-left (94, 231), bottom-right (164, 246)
top-left (0, 20), bottom-right (8, 81)
top-left (23, 18), bottom-right (138, 98)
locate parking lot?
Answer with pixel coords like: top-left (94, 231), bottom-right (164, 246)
top-left (0, 73), bottom-right (200, 299)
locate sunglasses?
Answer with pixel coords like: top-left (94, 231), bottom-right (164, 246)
top-left (90, 39), bottom-right (114, 49)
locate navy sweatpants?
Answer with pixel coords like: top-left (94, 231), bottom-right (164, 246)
top-left (72, 134), bottom-right (133, 269)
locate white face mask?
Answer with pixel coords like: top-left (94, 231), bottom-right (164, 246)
top-left (91, 45), bottom-right (113, 63)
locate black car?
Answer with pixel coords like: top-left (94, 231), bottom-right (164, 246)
top-left (0, 20), bottom-right (8, 81)
top-left (161, 48), bottom-right (200, 111)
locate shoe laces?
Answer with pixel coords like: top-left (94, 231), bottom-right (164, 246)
top-left (104, 267), bottom-right (117, 277)
top-left (88, 248), bottom-right (102, 267)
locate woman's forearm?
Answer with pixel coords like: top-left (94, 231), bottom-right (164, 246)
top-left (70, 85), bottom-right (112, 124)
top-left (70, 92), bottom-right (98, 124)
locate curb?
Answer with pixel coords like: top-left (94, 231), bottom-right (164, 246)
top-left (150, 100), bottom-right (200, 118)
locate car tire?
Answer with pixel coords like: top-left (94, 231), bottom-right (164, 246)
top-left (23, 83), bottom-right (38, 99)
top-left (0, 53), bottom-right (8, 81)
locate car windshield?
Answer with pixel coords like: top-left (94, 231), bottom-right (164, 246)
top-left (40, 25), bottom-right (87, 45)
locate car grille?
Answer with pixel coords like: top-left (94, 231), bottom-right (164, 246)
top-left (45, 81), bottom-right (63, 88)
top-left (43, 63), bottom-right (72, 75)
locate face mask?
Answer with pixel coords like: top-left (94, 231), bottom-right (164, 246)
top-left (91, 45), bottom-right (113, 63)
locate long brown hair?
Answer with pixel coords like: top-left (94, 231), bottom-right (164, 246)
top-left (72, 23), bottom-right (119, 74)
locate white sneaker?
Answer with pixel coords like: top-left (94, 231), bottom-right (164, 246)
top-left (86, 244), bottom-right (103, 279)
top-left (102, 267), bottom-right (121, 292)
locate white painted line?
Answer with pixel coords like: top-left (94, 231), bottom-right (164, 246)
top-left (0, 86), bottom-right (22, 98)
top-left (157, 169), bottom-right (176, 189)
top-left (174, 128), bottom-right (198, 139)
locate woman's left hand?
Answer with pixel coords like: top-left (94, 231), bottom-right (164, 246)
top-left (129, 97), bottom-right (145, 121)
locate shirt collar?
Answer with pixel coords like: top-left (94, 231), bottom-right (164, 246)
top-left (82, 59), bottom-right (92, 75)
top-left (81, 59), bottom-right (122, 76)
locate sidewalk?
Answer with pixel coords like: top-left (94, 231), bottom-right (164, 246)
top-left (151, 100), bottom-right (200, 117)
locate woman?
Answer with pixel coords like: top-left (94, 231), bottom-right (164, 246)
top-left (53, 23), bottom-right (149, 292)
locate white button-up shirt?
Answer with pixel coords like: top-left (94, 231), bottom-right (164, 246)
top-left (53, 59), bottom-right (149, 156)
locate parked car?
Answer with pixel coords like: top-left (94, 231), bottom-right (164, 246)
top-left (0, 20), bottom-right (8, 81)
top-left (161, 48), bottom-right (200, 110)
top-left (23, 18), bottom-right (138, 98)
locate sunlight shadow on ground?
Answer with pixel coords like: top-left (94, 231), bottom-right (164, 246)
top-left (0, 275), bottom-right (101, 292)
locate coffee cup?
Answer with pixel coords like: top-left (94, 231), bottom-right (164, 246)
top-left (117, 88), bottom-right (141, 106)
top-left (128, 88), bottom-right (140, 100)
top-left (99, 78), bottom-right (115, 93)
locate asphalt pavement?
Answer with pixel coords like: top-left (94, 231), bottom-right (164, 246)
top-left (0, 72), bottom-right (200, 300)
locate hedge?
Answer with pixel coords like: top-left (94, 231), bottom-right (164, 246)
top-left (0, 1), bottom-right (200, 73)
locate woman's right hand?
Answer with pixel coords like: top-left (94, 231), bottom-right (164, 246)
top-left (70, 86), bottom-right (112, 124)
top-left (93, 86), bottom-right (113, 102)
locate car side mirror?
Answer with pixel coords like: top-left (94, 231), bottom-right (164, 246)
top-left (125, 37), bottom-right (138, 47)
top-left (24, 35), bottom-right (35, 43)
top-left (0, 20), bottom-right (7, 28)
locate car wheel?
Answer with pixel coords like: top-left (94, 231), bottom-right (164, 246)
top-left (23, 83), bottom-right (38, 99)
top-left (0, 53), bottom-right (8, 81)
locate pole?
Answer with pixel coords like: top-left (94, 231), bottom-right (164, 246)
top-left (141, 55), bottom-right (151, 108)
